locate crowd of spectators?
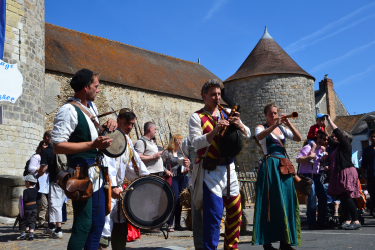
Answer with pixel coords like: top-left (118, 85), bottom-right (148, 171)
top-left (296, 114), bottom-right (375, 230)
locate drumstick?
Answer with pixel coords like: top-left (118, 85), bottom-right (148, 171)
top-left (120, 187), bottom-right (134, 194)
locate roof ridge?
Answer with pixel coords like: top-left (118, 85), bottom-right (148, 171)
top-left (45, 22), bottom-right (200, 65)
top-left (350, 113), bottom-right (368, 133)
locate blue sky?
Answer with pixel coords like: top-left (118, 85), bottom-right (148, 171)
top-left (46, 1), bottom-right (375, 115)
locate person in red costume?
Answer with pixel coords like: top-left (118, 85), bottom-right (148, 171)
top-left (307, 113), bottom-right (327, 159)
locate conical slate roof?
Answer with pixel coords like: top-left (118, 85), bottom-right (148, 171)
top-left (224, 27), bottom-right (315, 82)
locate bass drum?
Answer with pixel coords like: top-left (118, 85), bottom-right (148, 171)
top-left (122, 175), bottom-right (175, 229)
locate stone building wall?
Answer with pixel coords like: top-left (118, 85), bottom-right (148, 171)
top-left (0, 175), bottom-right (25, 217)
top-left (44, 71), bottom-right (205, 147)
top-left (223, 74), bottom-right (316, 171)
top-left (0, 0), bottom-right (45, 175)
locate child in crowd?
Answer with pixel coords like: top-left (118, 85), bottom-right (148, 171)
top-left (307, 113), bottom-right (327, 158)
top-left (17, 175), bottom-right (38, 240)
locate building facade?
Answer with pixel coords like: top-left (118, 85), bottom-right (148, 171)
top-left (0, 0), bottom-right (45, 175)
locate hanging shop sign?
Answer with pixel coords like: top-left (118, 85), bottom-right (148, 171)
top-left (0, 59), bottom-right (23, 103)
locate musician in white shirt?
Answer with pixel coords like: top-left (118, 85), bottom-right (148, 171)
top-left (100, 109), bottom-right (149, 250)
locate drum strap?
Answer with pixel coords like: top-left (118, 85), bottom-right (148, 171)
top-left (131, 157), bottom-right (139, 176)
top-left (69, 101), bottom-right (101, 130)
top-left (118, 196), bottom-right (122, 222)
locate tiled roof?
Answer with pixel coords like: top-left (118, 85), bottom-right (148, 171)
top-left (224, 27), bottom-right (315, 83)
top-left (351, 111), bottom-right (375, 134)
top-left (326, 114), bottom-right (365, 134)
top-left (45, 23), bottom-right (220, 101)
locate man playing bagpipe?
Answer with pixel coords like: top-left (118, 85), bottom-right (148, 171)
top-left (189, 79), bottom-right (251, 250)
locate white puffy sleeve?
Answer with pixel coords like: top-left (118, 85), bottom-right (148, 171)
top-left (189, 113), bottom-right (210, 150)
top-left (284, 127), bottom-right (294, 140)
top-left (51, 104), bottom-right (78, 145)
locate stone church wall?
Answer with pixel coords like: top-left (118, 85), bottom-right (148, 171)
top-left (0, 0), bottom-right (45, 175)
top-left (44, 71), bottom-right (205, 148)
top-left (224, 74), bottom-right (316, 171)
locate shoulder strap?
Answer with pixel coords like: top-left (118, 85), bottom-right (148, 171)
top-left (140, 139), bottom-right (147, 152)
top-left (87, 101), bottom-right (98, 116)
top-left (168, 152), bottom-right (171, 171)
top-left (69, 100), bottom-right (101, 129)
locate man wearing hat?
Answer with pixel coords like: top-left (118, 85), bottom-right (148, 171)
top-left (51, 69), bottom-right (117, 250)
top-left (17, 175), bottom-right (38, 240)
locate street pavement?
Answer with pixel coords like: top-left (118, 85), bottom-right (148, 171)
top-left (0, 205), bottom-right (374, 249)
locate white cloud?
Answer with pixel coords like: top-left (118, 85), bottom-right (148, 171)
top-left (289, 14), bottom-right (375, 54)
top-left (203, 0), bottom-right (228, 21)
top-left (310, 40), bottom-right (375, 73)
top-left (336, 64), bottom-right (375, 87)
top-left (286, 2), bottom-right (375, 53)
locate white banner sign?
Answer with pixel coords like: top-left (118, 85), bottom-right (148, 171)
top-left (0, 59), bottom-right (23, 103)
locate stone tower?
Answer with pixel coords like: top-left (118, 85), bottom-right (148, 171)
top-left (223, 27), bottom-right (315, 171)
top-left (0, 0), bottom-right (45, 175)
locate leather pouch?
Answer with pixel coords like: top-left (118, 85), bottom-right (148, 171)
top-left (202, 157), bottom-right (219, 171)
top-left (65, 167), bottom-right (93, 201)
top-left (278, 158), bottom-right (296, 175)
top-left (294, 174), bottom-right (312, 196)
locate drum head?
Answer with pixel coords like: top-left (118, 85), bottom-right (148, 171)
top-left (122, 175), bottom-right (175, 229)
top-left (100, 129), bottom-right (127, 158)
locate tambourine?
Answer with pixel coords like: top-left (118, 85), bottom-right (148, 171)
top-left (100, 128), bottom-right (127, 158)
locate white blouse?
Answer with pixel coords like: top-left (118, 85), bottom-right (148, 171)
top-left (255, 125), bottom-right (294, 155)
top-left (28, 154), bottom-right (49, 194)
top-left (28, 154), bottom-right (41, 175)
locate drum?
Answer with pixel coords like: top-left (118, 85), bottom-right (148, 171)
top-left (100, 128), bottom-right (127, 158)
top-left (122, 175), bottom-right (175, 229)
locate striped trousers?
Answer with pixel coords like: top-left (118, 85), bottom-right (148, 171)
top-left (203, 183), bottom-right (242, 250)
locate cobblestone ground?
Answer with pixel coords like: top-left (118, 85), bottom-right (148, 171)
top-left (0, 206), bottom-right (302, 250)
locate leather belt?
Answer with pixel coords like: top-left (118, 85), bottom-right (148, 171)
top-left (25, 201), bottom-right (36, 206)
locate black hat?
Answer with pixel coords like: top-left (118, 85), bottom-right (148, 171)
top-left (70, 69), bottom-right (94, 92)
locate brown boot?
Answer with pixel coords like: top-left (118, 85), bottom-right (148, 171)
top-left (263, 244), bottom-right (280, 250)
top-left (279, 241), bottom-right (296, 250)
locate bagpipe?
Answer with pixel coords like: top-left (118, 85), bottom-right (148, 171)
top-left (216, 89), bottom-right (244, 160)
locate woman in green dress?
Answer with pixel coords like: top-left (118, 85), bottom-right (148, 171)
top-left (252, 103), bottom-right (302, 250)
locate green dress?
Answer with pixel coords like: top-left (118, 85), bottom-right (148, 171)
top-left (252, 126), bottom-right (301, 246)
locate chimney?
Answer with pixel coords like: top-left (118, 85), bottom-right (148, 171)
top-left (324, 78), bottom-right (336, 120)
top-left (318, 79), bottom-right (326, 93)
